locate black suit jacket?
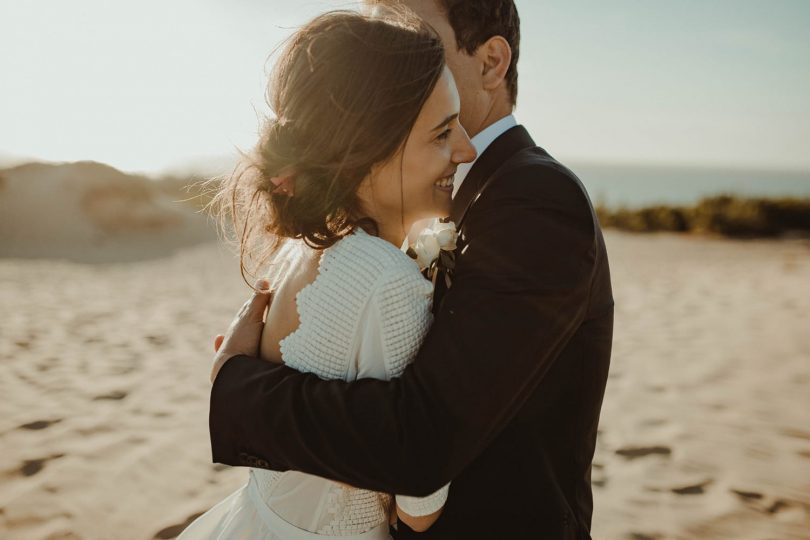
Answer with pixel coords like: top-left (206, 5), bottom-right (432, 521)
top-left (210, 125), bottom-right (614, 539)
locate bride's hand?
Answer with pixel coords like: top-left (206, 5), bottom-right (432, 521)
top-left (210, 279), bottom-right (274, 383)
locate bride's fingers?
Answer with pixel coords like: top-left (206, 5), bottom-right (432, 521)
top-left (246, 279), bottom-right (273, 321)
top-left (214, 334), bottom-right (225, 352)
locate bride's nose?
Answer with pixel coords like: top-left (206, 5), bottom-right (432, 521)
top-left (451, 127), bottom-right (477, 165)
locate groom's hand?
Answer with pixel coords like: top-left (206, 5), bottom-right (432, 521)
top-left (210, 279), bottom-right (273, 383)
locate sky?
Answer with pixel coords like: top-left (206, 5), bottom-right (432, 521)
top-left (1, 0), bottom-right (809, 174)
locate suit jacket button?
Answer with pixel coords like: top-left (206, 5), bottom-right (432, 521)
top-left (256, 459), bottom-right (270, 468)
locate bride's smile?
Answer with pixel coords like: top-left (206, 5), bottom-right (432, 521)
top-left (356, 66), bottom-right (476, 247)
top-left (433, 172), bottom-right (456, 192)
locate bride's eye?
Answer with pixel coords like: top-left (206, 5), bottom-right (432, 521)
top-left (435, 128), bottom-right (452, 143)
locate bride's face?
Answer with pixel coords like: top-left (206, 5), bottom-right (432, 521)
top-left (359, 67), bottom-right (476, 235)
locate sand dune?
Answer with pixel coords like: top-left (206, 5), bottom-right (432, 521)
top-left (0, 196), bottom-right (808, 538)
top-left (0, 161), bottom-right (216, 263)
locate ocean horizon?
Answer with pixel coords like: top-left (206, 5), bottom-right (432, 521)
top-left (569, 163), bottom-right (810, 209)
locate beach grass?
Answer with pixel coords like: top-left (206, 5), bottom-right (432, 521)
top-left (596, 195), bottom-right (810, 238)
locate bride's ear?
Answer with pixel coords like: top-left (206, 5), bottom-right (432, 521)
top-left (476, 36), bottom-right (512, 92)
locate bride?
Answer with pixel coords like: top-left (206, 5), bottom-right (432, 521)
top-left (180, 8), bottom-right (476, 539)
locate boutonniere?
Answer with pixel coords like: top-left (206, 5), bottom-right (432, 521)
top-left (406, 219), bottom-right (457, 288)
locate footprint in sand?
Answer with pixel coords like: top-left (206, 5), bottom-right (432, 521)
top-left (765, 499), bottom-right (794, 514)
top-left (17, 453), bottom-right (65, 477)
top-left (731, 489), bottom-right (805, 519)
top-left (732, 489), bottom-right (799, 515)
top-left (671, 478), bottom-right (713, 495)
top-left (146, 334), bottom-right (171, 347)
top-left (92, 390), bottom-right (128, 401)
top-left (615, 445), bottom-right (672, 459)
top-left (35, 357), bottom-right (58, 372)
top-left (731, 488), bottom-right (764, 502)
top-left (153, 512), bottom-right (204, 539)
top-left (628, 534), bottom-right (664, 540)
top-left (20, 459), bottom-right (47, 477)
top-left (18, 419), bottom-right (62, 431)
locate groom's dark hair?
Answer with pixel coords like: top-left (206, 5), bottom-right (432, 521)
top-left (368, 0), bottom-right (520, 104)
top-left (437, 0), bottom-right (521, 104)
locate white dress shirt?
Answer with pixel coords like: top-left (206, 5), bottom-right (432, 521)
top-left (453, 114), bottom-right (518, 198)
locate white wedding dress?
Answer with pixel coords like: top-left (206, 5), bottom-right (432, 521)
top-left (179, 229), bottom-right (449, 539)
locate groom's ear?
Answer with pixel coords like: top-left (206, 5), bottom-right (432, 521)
top-left (476, 36), bottom-right (512, 93)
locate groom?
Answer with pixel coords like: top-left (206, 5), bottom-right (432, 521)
top-left (209, 1), bottom-right (613, 538)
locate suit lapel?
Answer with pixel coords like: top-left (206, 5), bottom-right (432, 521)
top-left (434, 126), bottom-right (537, 312)
top-left (449, 125), bottom-right (536, 227)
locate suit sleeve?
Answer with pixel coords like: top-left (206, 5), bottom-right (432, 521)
top-left (209, 166), bottom-right (597, 496)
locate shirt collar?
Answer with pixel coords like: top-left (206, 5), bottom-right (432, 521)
top-left (452, 114), bottom-right (518, 198)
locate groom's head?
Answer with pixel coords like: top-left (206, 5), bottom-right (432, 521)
top-left (368, 0), bottom-right (520, 138)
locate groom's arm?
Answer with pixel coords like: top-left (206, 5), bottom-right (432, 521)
top-left (210, 165), bottom-right (599, 496)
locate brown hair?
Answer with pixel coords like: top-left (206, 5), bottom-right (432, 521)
top-left (369, 0), bottom-right (521, 104)
top-left (211, 9), bottom-right (445, 286)
top-left (437, 0), bottom-right (520, 104)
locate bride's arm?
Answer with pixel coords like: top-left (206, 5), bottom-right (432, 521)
top-left (396, 485), bottom-right (447, 531)
top-left (397, 507), bottom-right (443, 533)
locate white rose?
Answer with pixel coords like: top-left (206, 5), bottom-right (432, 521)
top-left (414, 231), bottom-right (441, 270)
top-left (432, 221), bottom-right (458, 251)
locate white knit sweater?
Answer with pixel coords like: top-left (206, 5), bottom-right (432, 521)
top-left (251, 228), bottom-right (450, 536)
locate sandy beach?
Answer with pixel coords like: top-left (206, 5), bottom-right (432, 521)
top-left (1, 166), bottom-right (808, 539)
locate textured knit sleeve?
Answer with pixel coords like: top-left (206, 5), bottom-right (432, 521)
top-left (395, 484), bottom-right (450, 517)
top-left (373, 264), bottom-right (434, 380)
top-left (362, 263), bottom-right (450, 517)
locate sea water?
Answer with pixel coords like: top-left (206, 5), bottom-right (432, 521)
top-left (570, 164), bottom-right (810, 209)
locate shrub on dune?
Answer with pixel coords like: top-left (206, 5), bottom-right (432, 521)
top-left (597, 196), bottom-right (810, 238)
